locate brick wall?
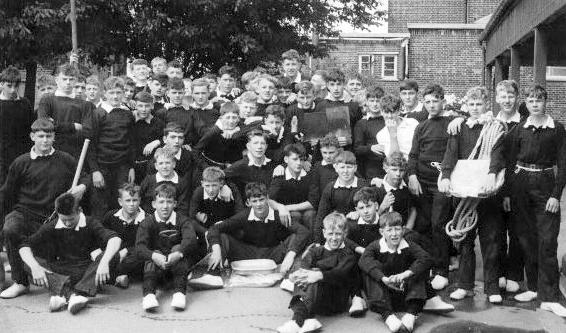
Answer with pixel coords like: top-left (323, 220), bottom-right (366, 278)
top-left (466, 0), bottom-right (500, 22)
top-left (388, 0), bottom-right (467, 32)
top-left (407, 27), bottom-right (484, 98)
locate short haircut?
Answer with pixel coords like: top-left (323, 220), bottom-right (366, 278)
top-left (0, 66), bottom-right (21, 83)
top-left (103, 76), bottom-right (125, 91)
top-left (131, 59), bottom-right (148, 67)
top-left (366, 85), bottom-right (385, 99)
top-left (151, 57), bottom-right (167, 66)
top-left (353, 187), bottom-right (378, 205)
top-left (56, 64), bottom-right (80, 78)
top-left (204, 73), bottom-right (217, 81)
top-left (399, 79), bottom-right (419, 92)
top-left (322, 212), bottom-right (348, 232)
top-left (192, 78), bottom-right (210, 90)
top-left (153, 146), bottom-right (176, 161)
top-left (86, 75), bottom-right (101, 87)
top-left (524, 84), bottom-right (547, 100)
top-left (276, 76), bottom-right (294, 90)
top-left (202, 167), bottom-right (225, 183)
top-left (283, 143), bottom-right (306, 159)
top-left (238, 91), bottom-right (258, 104)
top-left (245, 182), bottom-right (268, 199)
top-left (326, 69), bottom-right (345, 83)
top-left (496, 80), bottom-right (519, 95)
top-left (55, 192), bottom-right (79, 215)
top-left (319, 133), bottom-right (340, 149)
top-left (257, 74), bottom-right (278, 86)
top-left (422, 84), bottom-right (444, 99)
top-left (246, 129), bottom-right (268, 143)
top-left (36, 74), bottom-right (56, 88)
top-left (151, 73), bottom-right (169, 86)
top-left (163, 122), bottom-right (185, 136)
top-left (465, 86), bottom-right (489, 102)
top-left (167, 60), bottom-right (182, 69)
top-left (379, 211), bottom-right (404, 228)
top-left (153, 182), bottom-right (177, 200)
top-left (167, 77), bottom-right (184, 90)
top-left (31, 118), bottom-right (55, 133)
top-left (381, 94), bottom-right (402, 114)
top-left (135, 91), bottom-right (154, 103)
top-left (253, 66), bottom-right (267, 74)
top-left (296, 81), bottom-right (314, 94)
top-left (281, 49), bottom-right (300, 62)
top-left (312, 70), bottom-right (328, 81)
top-left (346, 72), bottom-right (363, 82)
top-left (220, 101), bottom-right (239, 116)
top-left (118, 183), bottom-right (141, 198)
top-left (264, 105), bottom-right (285, 120)
top-left (123, 76), bottom-right (135, 87)
top-left (218, 65), bottom-right (237, 78)
top-left (241, 71), bottom-right (260, 87)
top-left (383, 151), bottom-right (408, 169)
top-left (76, 75), bottom-right (86, 84)
top-left (333, 150), bottom-right (356, 165)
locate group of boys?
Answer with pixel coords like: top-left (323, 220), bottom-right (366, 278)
top-left (0, 47), bottom-right (565, 333)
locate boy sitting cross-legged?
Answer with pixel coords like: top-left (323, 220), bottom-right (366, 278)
top-left (18, 193), bottom-right (122, 314)
top-left (359, 212), bottom-right (433, 332)
top-left (276, 212), bottom-right (358, 333)
top-left (136, 182), bottom-right (198, 312)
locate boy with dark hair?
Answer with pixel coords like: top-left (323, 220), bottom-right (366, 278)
top-left (314, 150), bottom-right (369, 244)
top-left (504, 84), bottom-right (566, 317)
top-left (37, 64), bottom-right (94, 160)
top-left (151, 57), bottom-right (168, 75)
top-left (399, 79), bottom-right (425, 119)
top-left (130, 58), bottom-right (150, 95)
top-left (263, 105), bottom-right (293, 164)
top-left (281, 49), bottom-right (302, 83)
top-left (188, 78), bottom-right (221, 145)
top-left (276, 76), bottom-right (296, 105)
top-left (122, 76), bottom-right (137, 111)
top-left (85, 75), bottom-right (102, 107)
top-left (88, 76), bottom-right (136, 219)
top-left (73, 75), bottom-right (87, 100)
top-left (407, 83), bottom-right (453, 290)
top-left (204, 73), bottom-right (218, 92)
top-left (354, 85), bottom-right (386, 179)
top-left (285, 81), bottom-right (317, 135)
top-left (148, 73), bottom-right (169, 110)
top-left (212, 65), bottom-right (239, 102)
top-left (166, 60), bottom-right (183, 79)
top-left (207, 182), bottom-right (309, 274)
top-left (136, 182), bottom-right (198, 311)
top-left (156, 77), bottom-right (190, 137)
top-left (237, 91), bottom-right (262, 126)
top-left (255, 74), bottom-right (279, 117)
top-left (309, 134), bottom-right (339, 198)
top-left (0, 119), bottom-right (87, 299)
top-left (276, 212), bottom-right (357, 333)
top-left (17, 193), bottom-right (121, 314)
top-left (36, 73), bottom-right (57, 102)
top-left (359, 212), bottom-right (433, 332)
top-left (377, 94), bottom-right (419, 159)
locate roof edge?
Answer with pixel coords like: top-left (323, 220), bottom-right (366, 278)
top-left (407, 23), bottom-right (486, 30)
top-left (479, 0), bottom-right (517, 41)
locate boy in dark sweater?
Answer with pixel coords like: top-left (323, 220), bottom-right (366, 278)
top-left (188, 78), bottom-right (221, 146)
top-left (399, 80), bottom-right (427, 122)
top-left (314, 150), bottom-right (369, 244)
top-left (189, 167), bottom-right (244, 257)
top-left (353, 86), bottom-right (386, 179)
top-left (37, 64), bottom-right (94, 160)
top-left (155, 78), bottom-right (192, 140)
top-left (0, 119), bottom-right (88, 299)
top-left (309, 134), bottom-right (339, 199)
top-left (132, 91), bottom-right (165, 182)
top-left (211, 65), bottom-right (240, 103)
top-left (263, 105), bottom-right (294, 164)
top-left (284, 81), bottom-right (317, 137)
top-left (130, 58), bottom-right (150, 96)
top-left (17, 193), bottom-right (121, 314)
top-left (439, 86), bottom-right (506, 304)
top-left (88, 76), bottom-right (136, 219)
top-left (276, 212), bottom-right (357, 333)
top-left (255, 75), bottom-right (279, 117)
top-left (207, 182), bottom-right (309, 275)
top-left (136, 183), bottom-right (198, 312)
top-left (101, 183), bottom-right (147, 288)
top-left (359, 212), bottom-right (433, 333)
top-left (407, 84), bottom-right (453, 291)
top-left (148, 73), bottom-right (168, 110)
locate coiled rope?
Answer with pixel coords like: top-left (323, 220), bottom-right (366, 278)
top-left (444, 117), bottom-right (506, 243)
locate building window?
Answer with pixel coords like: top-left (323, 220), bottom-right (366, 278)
top-left (547, 66), bottom-right (566, 81)
top-left (358, 53), bottom-right (398, 80)
top-left (381, 55), bottom-right (397, 80)
top-left (359, 55), bottom-right (373, 75)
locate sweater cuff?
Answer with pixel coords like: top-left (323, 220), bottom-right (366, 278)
top-left (369, 267), bottom-right (384, 281)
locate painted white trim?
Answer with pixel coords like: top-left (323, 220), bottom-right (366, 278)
top-left (407, 23), bottom-right (486, 30)
top-left (381, 54), bottom-right (398, 80)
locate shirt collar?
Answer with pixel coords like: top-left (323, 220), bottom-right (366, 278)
top-left (156, 171), bottom-right (179, 184)
top-left (30, 147), bottom-right (55, 160)
top-left (190, 102), bottom-right (214, 110)
top-left (324, 242), bottom-right (346, 251)
top-left (285, 72), bottom-right (302, 83)
top-left (285, 167), bottom-right (307, 181)
top-left (135, 113), bottom-right (153, 124)
top-left (174, 149), bottom-right (182, 160)
top-left (113, 208), bottom-right (146, 225)
top-left (357, 214), bottom-right (379, 225)
top-left (321, 160), bottom-right (332, 166)
top-left (334, 177), bottom-right (358, 189)
top-left (247, 153), bottom-right (271, 167)
top-left (402, 102), bottom-right (423, 114)
top-left (379, 237), bottom-right (410, 254)
top-left (364, 113), bottom-right (383, 120)
top-left (523, 115), bottom-right (555, 129)
top-left (275, 126), bottom-right (285, 143)
top-left (248, 207), bottom-right (276, 223)
top-left (55, 212), bottom-right (87, 231)
top-left (203, 184), bottom-right (234, 202)
top-left (216, 88), bottom-right (234, 98)
top-left (383, 179), bottom-right (406, 192)
top-left (164, 103), bottom-right (185, 110)
top-left (325, 93), bottom-right (345, 102)
top-left (496, 110), bottom-right (521, 124)
top-left (54, 90), bottom-right (74, 98)
top-left (298, 103), bottom-right (315, 110)
top-left (100, 101), bottom-right (127, 113)
top-left (154, 211), bottom-right (177, 225)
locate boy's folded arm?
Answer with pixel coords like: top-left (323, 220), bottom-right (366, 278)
top-left (135, 221), bottom-right (155, 260)
top-left (407, 243), bottom-right (434, 277)
top-left (321, 254), bottom-right (357, 285)
top-left (287, 221), bottom-right (310, 253)
top-left (358, 243), bottom-right (385, 281)
top-left (176, 218), bottom-right (198, 256)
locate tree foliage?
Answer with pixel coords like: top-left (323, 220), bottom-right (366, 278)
top-left (0, 0), bottom-right (384, 76)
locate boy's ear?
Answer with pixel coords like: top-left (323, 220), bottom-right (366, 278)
top-left (245, 198), bottom-right (251, 207)
top-left (283, 156), bottom-right (289, 164)
top-left (152, 200), bottom-right (157, 210)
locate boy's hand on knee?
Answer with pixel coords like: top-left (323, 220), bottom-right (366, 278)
top-left (31, 265), bottom-right (51, 288)
top-left (546, 197), bottom-right (560, 213)
top-left (303, 270), bottom-right (323, 284)
top-left (280, 251), bottom-right (296, 274)
top-left (152, 252), bottom-right (168, 270)
top-left (166, 252), bottom-right (182, 267)
top-left (93, 171), bottom-right (105, 188)
top-left (208, 245), bottom-right (223, 270)
top-left (95, 262), bottom-right (110, 287)
top-left (408, 175), bottom-right (422, 196)
top-left (119, 248), bottom-right (128, 262)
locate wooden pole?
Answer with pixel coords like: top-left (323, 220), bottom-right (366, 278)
top-left (70, 0), bottom-right (78, 65)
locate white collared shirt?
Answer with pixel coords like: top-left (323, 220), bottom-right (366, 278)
top-left (164, 103), bottom-right (185, 110)
top-left (154, 211), bottom-right (177, 225)
top-left (496, 110), bottom-right (521, 124)
top-left (324, 242), bottom-right (346, 251)
top-left (203, 184), bottom-right (234, 202)
top-left (285, 167), bottom-right (307, 181)
top-left (325, 93), bottom-right (345, 102)
top-left (357, 215), bottom-right (379, 225)
top-left (247, 153), bottom-right (271, 167)
top-left (54, 90), bottom-right (74, 98)
top-left (376, 117), bottom-right (418, 158)
top-left (523, 115), bottom-right (555, 129)
top-left (297, 103), bottom-right (315, 110)
top-left (135, 113), bottom-right (153, 124)
top-left (285, 72), bottom-right (302, 84)
top-left (190, 102), bottom-right (214, 110)
top-left (364, 113), bottom-right (382, 120)
top-left (334, 177), bottom-right (358, 189)
top-left (321, 160), bottom-right (332, 166)
top-left (401, 102), bottom-right (424, 114)
top-left (248, 207), bottom-right (276, 223)
top-left (100, 101), bottom-right (116, 113)
top-left (55, 212), bottom-right (87, 231)
top-left (30, 147), bottom-right (55, 160)
top-left (113, 208), bottom-right (146, 225)
top-left (174, 149), bottom-right (182, 160)
top-left (383, 179), bottom-right (407, 192)
top-left (156, 171), bottom-right (179, 184)
top-left (379, 237), bottom-right (410, 254)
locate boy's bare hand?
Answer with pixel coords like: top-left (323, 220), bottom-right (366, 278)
top-left (74, 123), bottom-right (83, 131)
top-left (279, 251), bottom-right (296, 274)
top-left (196, 212), bottom-right (208, 224)
top-left (166, 252), bottom-right (182, 267)
top-left (438, 178), bottom-right (451, 194)
top-left (370, 177), bottom-right (383, 187)
top-left (346, 211), bottom-right (359, 220)
top-left (208, 245), bottom-right (223, 270)
top-left (302, 160), bottom-right (312, 173)
top-left (447, 117), bottom-right (464, 135)
top-left (408, 175), bottom-right (422, 196)
top-left (152, 252), bottom-right (168, 270)
top-left (128, 168), bottom-right (135, 183)
top-left (143, 140), bottom-right (161, 156)
top-left (546, 197), bottom-right (560, 213)
top-left (31, 265), bottom-right (51, 287)
top-left (380, 192), bottom-right (395, 211)
top-left (93, 171), bottom-right (105, 188)
top-left (291, 116), bottom-right (299, 133)
top-left (272, 165), bottom-right (285, 177)
top-left (68, 184), bottom-right (86, 200)
top-left (95, 261), bottom-right (110, 287)
top-left (370, 144), bottom-right (385, 155)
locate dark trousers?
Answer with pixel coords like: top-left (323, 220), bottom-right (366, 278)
top-left (142, 257), bottom-right (192, 296)
top-left (89, 163), bottom-right (131, 219)
top-left (290, 210), bottom-right (316, 240)
top-left (500, 211), bottom-right (525, 282)
top-left (363, 272), bottom-right (426, 318)
top-left (219, 233), bottom-right (296, 263)
top-left (133, 160), bottom-right (149, 186)
top-left (25, 253), bottom-right (119, 297)
top-left (509, 168), bottom-right (561, 302)
top-left (116, 250), bottom-right (145, 278)
top-left (413, 184), bottom-right (453, 277)
top-left (455, 196), bottom-right (503, 295)
top-left (289, 279), bottom-right (352, 323)
top-left (3, 210), bottom-right (45, 286)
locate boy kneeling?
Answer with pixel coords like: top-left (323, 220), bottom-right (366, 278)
top-left (277, 212), bottom-right (357, 333)
top-left (18, 193), bottom-right (122, 314)
top-left (359, 212), bottom-right (433, 332)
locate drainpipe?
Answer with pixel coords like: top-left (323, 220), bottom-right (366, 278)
top-left (402, 38), bottom-right (409, 79)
